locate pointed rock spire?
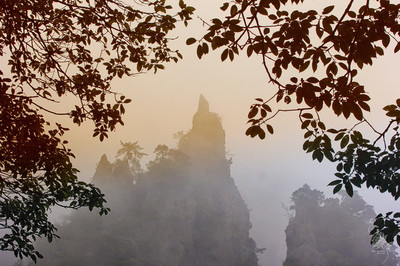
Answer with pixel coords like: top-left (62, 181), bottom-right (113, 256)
top-left (92, 154), bottom-right (113, 185)
top-left (179, 95), bottom-right (226, 163)
top-left (197, 94), bottom-right (209, 113)
top-left (99, 154), bottom-right (110, 165)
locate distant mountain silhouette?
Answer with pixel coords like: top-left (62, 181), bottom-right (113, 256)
top-left (284, 184), bottom-right (399, 266)
top-left (31, 96), bottom-right (259, 266)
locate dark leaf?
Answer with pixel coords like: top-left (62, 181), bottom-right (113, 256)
top-left (301, 120), bottom-right (311, 129)
top-left (340, 135), bottom-right (349, 148)
top-left (352, 103), bottom-right (363, 120)
top-left (345, 182), bottom-right (354, 197)
top-left (304, 131), bottom-right (313, 138)
top-left (247, 126), bottom-right (261, 138)
top-left (322, 5), bottom-right (334, 14)
top-left (197, 45), bottom-right (203, 59)
top-left (303, 140), bottom-right (310, 150)
top-left (248, 107), bottom-right (258, 118)
top-left (328, 180), bottom-right (342, 186)
top-left (229, 50), bottom-right (234, 61)
top-left (230, 5), bottom-right (238, 16)
top-left (202, 43), bottom-right (209, 54)
top-left (262, 103), bottom-right (272, 112)
top-left (186, 38), bottom-right (196, 45)
top-left (302, 113), bottom-right (313, 119)
top-left (267, 124), bottom-right (274, 134)
top-left (247, 45), bottom-right (253, 57)
top-left (312, 149), bottom-right (323, 162)
top-left (358, 101), bottom-right (370, 112)
top-left (350, 176), bottom-right (362, 188)
top-left (382, 34), bottom-right (390, 48)
top-left (395, 42), bottom-right (400, 53)
top-left (221, 49), bottom-right (229, 61)
top-left (307, 77), bottom-right (319, 83)
top-left (299, 61), bottom-right (310, 72)
top-left (333, 184), bottom-right (342, 194)
top-left (221, 2), bottom-right (229, 11)
top-left (258, 128), bottom-right (266, 139)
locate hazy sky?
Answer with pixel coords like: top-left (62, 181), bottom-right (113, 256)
top-left (3, 1), bottom-right (400, 265)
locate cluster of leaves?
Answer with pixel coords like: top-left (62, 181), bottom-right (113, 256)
top-left (188, 0), bottom-right (400, 245)
top-left (0, 85), bottom-right (109, 262)
top-left (0, 0), bottom-right (194, 261)
top-left (2, 0), bottom-right (194, 141)
top-left (372, 212), bottom-right (400, 246)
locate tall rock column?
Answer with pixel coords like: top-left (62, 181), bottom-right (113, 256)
top-left (177, 95), bottom-right (258, 266)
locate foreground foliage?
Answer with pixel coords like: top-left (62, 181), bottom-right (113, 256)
top-left (189, 0), bottom-right (400, 245)
top-left (0, 0), bottom-right (194, 260)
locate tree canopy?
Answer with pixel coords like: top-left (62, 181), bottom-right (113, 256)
top-left (188, 0), bottom-right (400, 246)
top-left (116, 141), bottom-right (147, 175)
top-left (0, 0), bottom-right (194, 261)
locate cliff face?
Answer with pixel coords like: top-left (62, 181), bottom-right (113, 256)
top-left (34, 96), bottom-right (258, 266)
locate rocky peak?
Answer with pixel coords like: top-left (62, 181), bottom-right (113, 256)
top-left (92, 154), bottom-right (133, 188)
top-left (179, 95), bottom-right (226, 162)
top-left (197, 94), bottom-right (209, 113)
top-left (92, 154), bottom-right (113, 185)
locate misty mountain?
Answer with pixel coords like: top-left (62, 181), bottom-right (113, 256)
top-left (29, 96), bottom-right (259, 265)
top-left (284, 184), bottom-right (400, 266)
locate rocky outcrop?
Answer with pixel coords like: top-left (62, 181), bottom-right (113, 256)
top-left (33, 96), bottom-right (258, 266)
top-left (284, 185), bottom-right (399, 266)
